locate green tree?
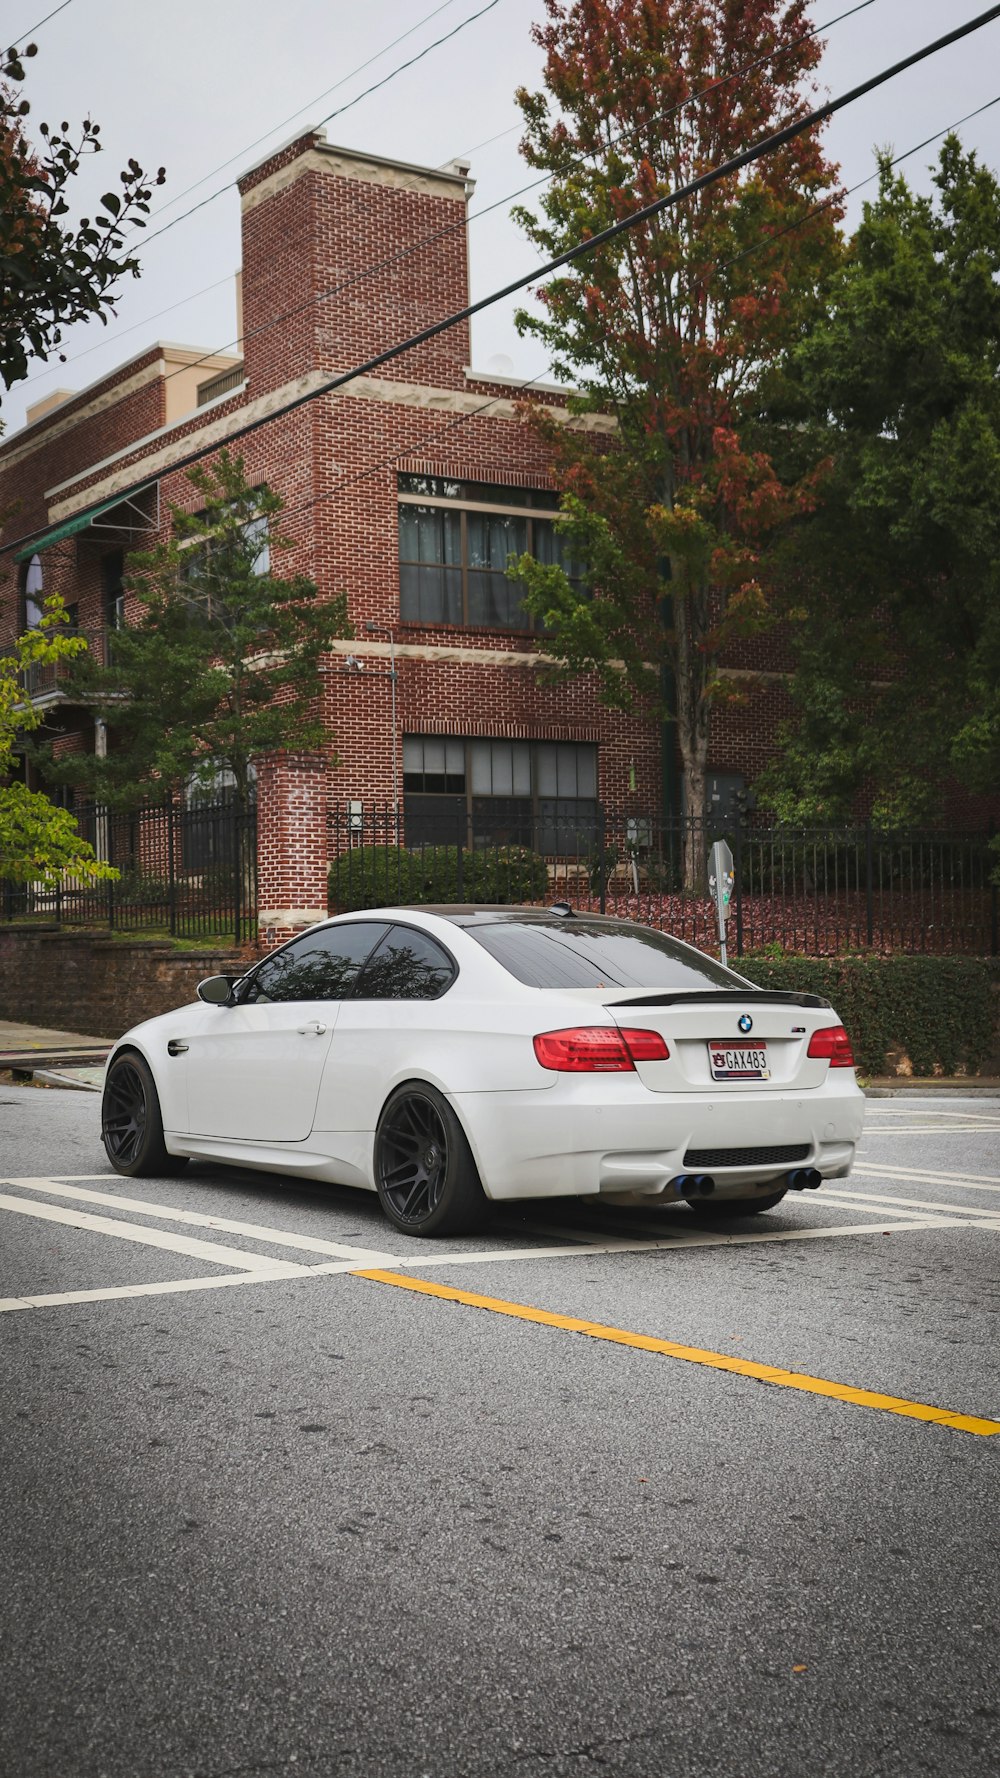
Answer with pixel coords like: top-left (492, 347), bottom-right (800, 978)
top-left (0, 603), bottom-right (115, 884)
top-left (1, 39), bottom-right (165, 399)
top-left (37, 452), bottom-right (350, 812)
top-left (759, 136), bottom-right (1000, 825)
top-left (509, 0), bottom-right (842, 881)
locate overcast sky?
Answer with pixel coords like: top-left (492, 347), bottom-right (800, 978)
top-left (5, 0), bottom-right (1000, 435)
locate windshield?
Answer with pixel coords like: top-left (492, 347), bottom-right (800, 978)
top-left (465, 919), bottom-right (745, 991)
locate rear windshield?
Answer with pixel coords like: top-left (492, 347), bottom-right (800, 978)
top-left (465, 920), bottom-right (742, 991)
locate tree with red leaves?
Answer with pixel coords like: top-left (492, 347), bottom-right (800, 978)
top-left (511, 0), bottom-right (842, 883)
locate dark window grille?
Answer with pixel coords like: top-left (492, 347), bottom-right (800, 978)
top-left (402, 736), bottom-right (598, 853)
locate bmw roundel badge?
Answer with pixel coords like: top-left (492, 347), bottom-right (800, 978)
top-left (738, 1014), bottom-right (753, 1034)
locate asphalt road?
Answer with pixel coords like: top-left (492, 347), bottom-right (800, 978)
top-left (1, 1085), bottom-right (998, 1778)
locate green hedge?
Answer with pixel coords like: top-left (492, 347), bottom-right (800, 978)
top-left (329, 844), bottom-right (548, 914)
top-left (737, 953), bottom-right (999, 1078)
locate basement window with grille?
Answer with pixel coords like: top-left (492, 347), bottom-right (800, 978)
top-left (402, 734), bottom-right (598, 854)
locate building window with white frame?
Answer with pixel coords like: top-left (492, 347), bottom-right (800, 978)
top-left (397, 474), bottom-right (584, 632)
top-left (180, 509), bottom-right (270, 624)
top-left (21, 553), bottom-right (45, 630)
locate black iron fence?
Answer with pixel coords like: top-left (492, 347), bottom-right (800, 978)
top-left (3, 795), bottom-right (994, 957)
top-left (1, 797), bottom-right (258, 945)
top-left (328, 802), bottom-right (998, 958)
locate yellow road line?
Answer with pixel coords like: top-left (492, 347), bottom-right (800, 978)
top-left (354, 1269), bottom-right (1000, 1440)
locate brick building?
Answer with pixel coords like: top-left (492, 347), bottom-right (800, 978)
top-left (1, 128), bottom-right (803, 941)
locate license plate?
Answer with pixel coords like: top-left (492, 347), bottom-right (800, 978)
top-left (708, 1041), bottom-right (769, 1080)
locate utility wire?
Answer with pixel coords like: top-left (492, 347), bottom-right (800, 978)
top-left (9, 0), bottom-right (74, 41)
top-left (243, 87), bottom-right (1000, 541)
top-left (144, 0), bottom-right (467, 225)
top-left (13, 82), bottom-right (998, 570)
top-left (19, 0), bottom-right (879, 396)
top-left (14, 276), bottom-right (238, 376)
top-left (155, 0), bottom-right (881, 385)
top-left (456, 0), bottom-right (880, 162)
top-left (133, 0), bottom-right (505, 251)
top-left (5, 3), bottom-right (1000, 560)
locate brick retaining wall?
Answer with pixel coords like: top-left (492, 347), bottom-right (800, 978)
top-left (0, 928), bottom-right (246, 1039)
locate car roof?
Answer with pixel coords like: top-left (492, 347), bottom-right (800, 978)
top-left (366, 904), bottom-right (655, 932)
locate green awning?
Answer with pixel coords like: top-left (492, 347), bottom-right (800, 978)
top-left (14, 482), bottom-right (158, 561)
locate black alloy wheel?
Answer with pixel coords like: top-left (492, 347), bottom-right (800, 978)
top-left (102, 1052), bottom-right (187, 1177)
top-left (374, 1083), bottom-right (486, 1238)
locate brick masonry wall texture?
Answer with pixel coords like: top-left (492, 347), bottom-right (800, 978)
top-left (0, 928), bottom-right (244, 1037)
top-left (3, 126), bottom-right (996, 942)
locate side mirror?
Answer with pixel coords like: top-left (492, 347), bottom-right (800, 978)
top-left (197, 974), bottom-right (237, 1006)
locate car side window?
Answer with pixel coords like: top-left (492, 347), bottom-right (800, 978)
top-left (352, 925), bottom-right (456, 1000)
top-left (241, 922), bottom-right (389, 1004)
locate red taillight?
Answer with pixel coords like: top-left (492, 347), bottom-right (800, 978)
top-left (807, 1024), bottom-right (855, 1067)
top-left (618, 1027), bottom-right (670, 1062)
top-left (533, 1027), bottom-right (669, 1072)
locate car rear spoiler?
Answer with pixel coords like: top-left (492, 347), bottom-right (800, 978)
top-left (607, 990), bottom-right (831, 1009)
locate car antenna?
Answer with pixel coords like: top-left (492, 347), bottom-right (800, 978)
top-left (549, 901), bottom-right (575, 917)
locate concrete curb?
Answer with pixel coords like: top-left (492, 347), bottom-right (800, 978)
top-left (864, 1086), bottom-right (1000, 1099)
top-left (863, 1078), bottom-right (1000, 1098)
top-left (30, 1069), bottom-right (103, 1093)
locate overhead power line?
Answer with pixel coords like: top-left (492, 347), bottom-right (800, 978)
top-left (146, 0), bottom-right (881, 390)
top-left (4, 2), bottom-right (1000, 561)
top-left (456, 0), bottom-right (880, 162)
top-left (133, 0), bottom-right (505, 251)
top-left (143, 0), bottom-right (468, 226)
top-left (19, 0), bottom-right (881, 399)
top-left (249, 85), bottom-right (1000, 541)
top-left (9, 0), bottom-right (74, 40)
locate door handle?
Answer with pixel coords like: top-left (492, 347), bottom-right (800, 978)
top-left (296, 1021), bottom-right (328, 1036)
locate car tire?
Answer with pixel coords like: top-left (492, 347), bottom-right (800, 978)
top-left (374, 1082), bottom-right (487, 1238)
top-left (102, 1051), bottom-right (188, 1178)
top-left (685, 1188), bottom-right (788, 1217)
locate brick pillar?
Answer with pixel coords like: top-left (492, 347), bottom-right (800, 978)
top-left (256, 753), bottom-right (329, 947)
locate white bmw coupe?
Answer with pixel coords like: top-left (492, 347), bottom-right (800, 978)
top-left (101, 905), bottom-right (865, 1237)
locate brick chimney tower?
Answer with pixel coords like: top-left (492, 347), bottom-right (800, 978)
top-left (237, 130), bottom-right (475, 399)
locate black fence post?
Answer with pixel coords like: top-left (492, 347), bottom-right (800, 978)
top-left (249, 807), bottom-right (259, 944)
top-left (734, 818), bottom-right (744, 959)
top-left (598, 807), bottom-right (607, 915)
top-left (455, 800), bottom-right (465, 900)
top-left (105, 808), bottom-right (116, 930)
top-left (233, 804), bottom-right (242, 948)
top-left (167, 801), bottom-right (177, 938)
top-left (982, 817), bottom-right (989, 960)
top-left (865, 819), bottom-right (874, 947)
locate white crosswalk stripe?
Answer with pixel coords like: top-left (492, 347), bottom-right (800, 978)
top-left (0, 1161), bottom-right (995, 1316)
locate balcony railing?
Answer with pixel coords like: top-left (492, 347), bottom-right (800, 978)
top-left (197, 363), bottom-right (245, 406)
top-left (17, 626), bottom-right (113, 703)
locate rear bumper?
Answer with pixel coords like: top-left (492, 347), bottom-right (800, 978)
top-left (450, 1074), bottom-right (865, 1202)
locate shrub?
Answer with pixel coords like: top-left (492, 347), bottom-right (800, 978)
top-left (329, 843), bottom-right (547, 913)
top-left (108, 867), bottom-right (170, 904)
top-left (738, 952), bottom-right (999, 1077)
top-left (465, 844), bottom-right (548, 904)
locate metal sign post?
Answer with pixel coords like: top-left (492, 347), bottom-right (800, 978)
top-left (708, 838), bottom-right (735, 968)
